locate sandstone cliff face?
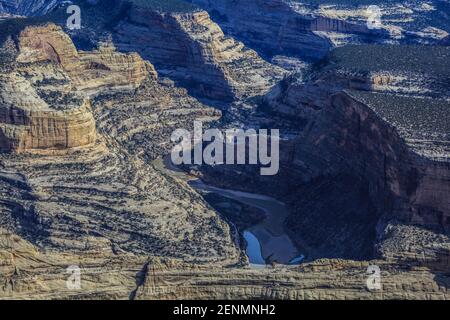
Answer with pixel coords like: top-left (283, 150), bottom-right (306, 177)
top-left (17, 24), bottom-right (157, 93)
top-left (0, 23), bottom-right (161, 154)
top-left (191, 0), bottom-right (449, 68)
top-left (0, 95), bottom-right (97, 153)
top-left (0, 3), bottom-right (448, 301)
top-left (0, 23), bottom-right (241, 279)
top-left (113, 5), bottom-right (285, 101)
top-left (0, 68), bottom-right (97, 154)
top-left (133, 256), bottom-right (450, 300)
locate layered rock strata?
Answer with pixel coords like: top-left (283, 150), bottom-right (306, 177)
top-left (113, 4), bottom-right (286, 101)
top-left (17, 24), bottom-right (157, 93)
top-left (0, 23), bottom-right (160, 154)
top-left (194, 45), bottom-right (450, 261)
top-left (2, 236), bottom-right (448, 300)
top-left (191, 0), bottom-right (389, 61)
top-left (0, 23), bottom-right (240, 274)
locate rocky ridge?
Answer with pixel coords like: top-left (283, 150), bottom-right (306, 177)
top-left (111, 2), bottom-right (286, 101)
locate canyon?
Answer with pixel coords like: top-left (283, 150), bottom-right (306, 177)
top-left (0, 0), bottom-right (448, 300)
top-left (189, 0), bottom-right (449, 66)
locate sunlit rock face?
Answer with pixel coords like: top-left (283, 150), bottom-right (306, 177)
top-left (189, 0), bottom-right (391, 61)
top-left (0, 21), bottom-right (241, 293)
top-left (17, 24), bottom-right (157, 93)
top-left (112, 3), bottom-right (286, 101)
top-left (0, 23), bottom-right (160, 154)
top-left (0, 74), bottom-right (97, 153)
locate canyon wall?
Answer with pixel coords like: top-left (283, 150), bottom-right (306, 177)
top-left (0, 22), bottom-right (240, 268)
top-left (113, 4), bottom-right (285, 101)
top-left (0, 23), bottom-right (160, 154)
top-left (197, 72), bottom-right (449, 260)
top-left (190, 0), bottom-right (388, 61)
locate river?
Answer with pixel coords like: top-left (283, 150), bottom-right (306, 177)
top-left (153, 157), bottom-right (305, 266)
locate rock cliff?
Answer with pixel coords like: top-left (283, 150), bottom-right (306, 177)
top-left (191, 0), bottom-right (449, 67)
top-left (17, 24), bottom-right (157, 93)
top-left (0, 23), bottom-right (162, 154)
top-left (190, 0), bottom-right (389, 62)
top-left (0, 23), bottom-right (240, 276)
top-left (112, 4), bottom-right (286, 101)
top-left (194, 45), bottom-right (450, 262)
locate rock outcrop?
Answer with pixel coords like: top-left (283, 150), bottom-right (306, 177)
top-left (17, 24), bottom-right (157, 94)
top-left (0, 23), bottom-right (161, 154)
top-left (0, 74), bottom-right (97, 153)
top-left (6, 1), bottom-right (286, 103)
top-left (0, 2), bottom-right (448, 301)
top-left (134, 256), bottom-right (450, 300)
top-left (112, 3), bottom-right (286, 101)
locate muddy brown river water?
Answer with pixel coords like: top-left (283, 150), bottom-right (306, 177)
top-left (153, 157), bottom-right (305, 266)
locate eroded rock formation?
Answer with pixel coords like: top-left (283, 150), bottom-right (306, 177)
top-left (112, 4), bottom-right (286, 101)
top-left (0, 22), bottom-right (241, 293)
top-left (0, 23), bottom-right (161, 154)
top-left (194, 45), bottom-right (450, 262)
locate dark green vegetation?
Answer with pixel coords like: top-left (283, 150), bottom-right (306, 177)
top-left (130, 0), bottom-right (198, 12)
top-left (0, 18), bottom-right (34, 43)
top-left (349, 90), bottom-right (450, 139)
top-left (292, 0), bottom-right (404, 4)
top-left (326, 45), bottom-right (450, 78)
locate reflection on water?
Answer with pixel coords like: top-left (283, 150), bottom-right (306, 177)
top-left (243, 231), bottom-right (266, 266)
top-left (190, 180), bottom-right (304, 266)
top-left (289, 255), bottom-right (305, 265)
